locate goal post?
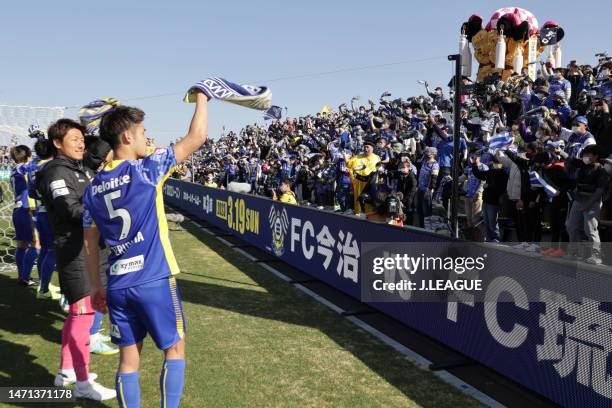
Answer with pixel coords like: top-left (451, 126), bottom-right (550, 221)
top-left (0, 104), bottom-right (65, 272)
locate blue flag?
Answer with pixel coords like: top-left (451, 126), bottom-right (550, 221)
top-left (264, 105), bottom-right (282, 120)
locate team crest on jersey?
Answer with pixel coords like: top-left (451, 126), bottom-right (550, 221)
top-left (268, 206), bottom-right (289, 257)
top-left (110, 324), bottom-right (121, 339)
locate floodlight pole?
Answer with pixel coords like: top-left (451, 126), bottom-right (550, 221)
top-left (448, 53), bottom-right (462, 239)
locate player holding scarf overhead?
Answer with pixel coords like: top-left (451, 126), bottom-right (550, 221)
top-left (83, 77), bottom-right (268, 407)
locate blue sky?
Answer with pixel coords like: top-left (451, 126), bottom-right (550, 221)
top-left (1, 0), bottom-right (610, 144)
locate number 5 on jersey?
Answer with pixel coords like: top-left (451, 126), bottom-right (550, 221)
top-left (104, 190), bottom-right (131, 240)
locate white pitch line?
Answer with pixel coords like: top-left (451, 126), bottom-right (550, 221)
top-left (181, 217), bottom-right (505, 408)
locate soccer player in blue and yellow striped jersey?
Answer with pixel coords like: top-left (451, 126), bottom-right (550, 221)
top-left (10, 145), bottom-right (39, 287)
top-left (83, 90), bottom-right (208, 408)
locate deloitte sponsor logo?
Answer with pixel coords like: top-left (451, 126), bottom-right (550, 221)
top-left (92, 174), bottom-right (131, 196)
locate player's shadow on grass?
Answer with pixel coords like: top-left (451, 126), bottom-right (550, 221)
top-left (0, 336), bottom-right (51, 387)
top-left (177, 226), bottom-right (459, 408)
top-left (0, 274), bottom-right (109, 408)
top-left (0, 273), bottom-right (64, 343)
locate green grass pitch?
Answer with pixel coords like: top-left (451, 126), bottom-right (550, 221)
top-left (0, 221), bottom-right (482, 407)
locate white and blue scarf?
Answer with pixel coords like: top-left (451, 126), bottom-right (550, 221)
top-left (529, 171), bottom-right (558, 202)
top-left (488, 132), bottom-right (514, 154)
top-left (184, 77), bottom-right (272, 110)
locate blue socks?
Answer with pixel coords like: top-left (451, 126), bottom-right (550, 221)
top-left (115, 360), bottom-right (184, 408)
top-left (39, 249), bottom-right (55, 293)
top-left (160, 359), bottom-right (185, 408)
top-left (36, 247), bottom-right (46, 280)
top-left (21, 247), bottom-right (39, 281)
top-left (90, 312), bottom-right (104, 335)
top-left (15, 248), bottom-right (25, 280)
top-left (116, 372), bottom-right (140, 408)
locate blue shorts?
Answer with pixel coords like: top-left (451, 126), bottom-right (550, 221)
top-left (107, 276), bottom-right (186, 350)
top-left (12, 207), bottom-right (34, 242)
top-left (35, 212), bottom-right (54, 249)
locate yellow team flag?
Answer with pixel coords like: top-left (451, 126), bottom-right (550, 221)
top-left (320, 105), bottom-right (330, 115)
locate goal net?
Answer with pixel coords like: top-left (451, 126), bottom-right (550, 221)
top-left (0, 104), bottom-right (65, 272)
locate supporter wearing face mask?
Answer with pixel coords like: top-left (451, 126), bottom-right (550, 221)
top-left (499, 142), bottom-right (544, 249)
top-left (534, 152), bottom-right (572, 257)
top-left (394, 160), bottom-right (417, 226)
top-left (566, 145), bottom-right (609, 264)
top-left (556, 116), bottom-right (596, 162)
top-left (471, 155), bottom-right (508, 243)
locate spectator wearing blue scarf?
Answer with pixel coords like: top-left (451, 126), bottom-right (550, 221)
top-left (558, 116), bottom-right (596, 162)
top-left (334, 152), bottom-right (353, 212)
top-left (464, 155), bottom-right (488, 228)
top-left (417, 147), bottom-right (439, 228)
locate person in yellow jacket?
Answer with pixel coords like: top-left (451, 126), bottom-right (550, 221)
top-left (272, 180), bottom-right (297, 204)
top-left (344, 141), bottom-right (380, 213)
top-left (203, 172), bottom-right (218, 188)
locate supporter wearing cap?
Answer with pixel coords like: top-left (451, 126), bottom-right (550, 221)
top-left (557, 115), bottom-right (596, 161)
top-left (566, 145), bottom-right (609, 264)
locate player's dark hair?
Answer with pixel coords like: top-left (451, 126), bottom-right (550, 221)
top-left (99, 106), bottom-right (145, 149)
top-left (10, 145), bottom-right (31, 163)
top-left (34, 139), bottom-right (53, 159)
top-left (47, 119), bottom-right (86, 154)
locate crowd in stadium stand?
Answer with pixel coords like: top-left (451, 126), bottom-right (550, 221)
top-left (177, 56), bottom-right (612, 264)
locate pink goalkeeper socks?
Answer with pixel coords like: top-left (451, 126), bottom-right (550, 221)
top-left (59, 297), bottom-right (95, 382)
